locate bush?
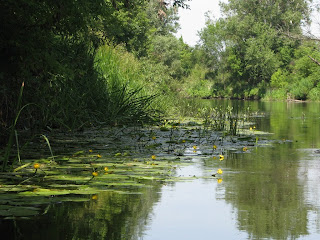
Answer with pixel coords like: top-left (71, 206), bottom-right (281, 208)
top-left (308, 87), bottom-right (320, 101)
top-left (290, 77), bottom-right (316, 100)
top-left (270, 69), bottom-right (289, 89)
top-left (94, 44), bottom-right (160, 125)
top-left (263, 89), bottom-right (288, 101)
top-left (181, 64), bottom-right (212, 98)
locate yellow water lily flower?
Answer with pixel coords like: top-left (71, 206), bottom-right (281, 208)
top-left (33, 163), bottom-right (40, 169)
top-left (182, 140), bottom-right (186, 143)
top-left (217, 178), bottom-right (223, 184)
top-left (213, 145), bottom-right (217, 150)
top-left (193, 145), bottom-right (197, 150)
top-left (250, 127), bottom-right (253, 131)
top-left (89, 149), bottom-right (93, 153)
top-left (243, 147), bottom-right (248, 151)
top-left (97, 154), bottom-right (102, 158)
top-left (104, 167), bottom-right (109, 172)
top-left (91, 195), bottom-right (98, 200)
top-left (152, 136), bottom-right (156, 140)
top-left (92, 172), bottom-right (98, 177)
top-left (151, 155), bottom-right (156, 160)
top-left (219, 155), bottom-right (224, 161)
top-left (217, 169), bottom-right (223, 174)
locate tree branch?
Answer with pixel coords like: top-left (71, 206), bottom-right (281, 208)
top-left (308, 55), bottom-right (320, 66)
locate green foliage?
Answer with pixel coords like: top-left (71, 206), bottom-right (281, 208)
top-left (270, 69), bottom-right (289, 89)
top-left (94, 44), bottom-right (160, 125)
top-left (286, 42), bottom-right (320, 100)
top-left (308, 86), bottom-right (320, 101)
top-left (148, 35), bottom-right (184, 79)
top-left (263, 89), bottom-right (288, 101)
top-left (0, 0), bottom-right (190, 147)
top-left (198, 0), bottom-right (312, 99)
top-left (182, 65), bottom-right (212, 98)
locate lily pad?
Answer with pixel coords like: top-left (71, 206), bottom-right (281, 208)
top-left (0, 206), bottom-right (40, 217)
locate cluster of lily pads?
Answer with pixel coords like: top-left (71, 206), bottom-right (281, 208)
top-left (0, 116), bottom-right (271, 218)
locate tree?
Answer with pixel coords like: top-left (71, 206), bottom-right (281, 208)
top-left (198, 0), bottom-right (311, 99)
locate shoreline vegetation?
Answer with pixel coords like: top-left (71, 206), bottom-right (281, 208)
top-left (1, 1), bottom-right (319, 166)
top-left (0, 111), bottom-right (275, 218)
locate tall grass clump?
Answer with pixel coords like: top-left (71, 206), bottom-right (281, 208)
top-left (94, 44), bottom-right (160, 125)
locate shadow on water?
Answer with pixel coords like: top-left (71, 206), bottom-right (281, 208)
top-left (2, 100), bottom-right (320, 240)
top-left (1, 184), bottom-right (163, 240)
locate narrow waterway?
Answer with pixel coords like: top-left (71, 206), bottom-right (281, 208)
top-left (142, 100), bottom-right (320, 240)
top-left (2, 100), bottom-right (320, 240)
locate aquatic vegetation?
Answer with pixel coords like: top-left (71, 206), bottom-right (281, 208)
top-left (0, 108), bottom-right (275, 218)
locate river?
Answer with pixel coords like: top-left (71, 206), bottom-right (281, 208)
top-left (2, 100), bottom-right (320, 240)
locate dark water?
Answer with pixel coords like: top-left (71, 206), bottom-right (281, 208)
top-left (2, 100), bottom-right (320, 240)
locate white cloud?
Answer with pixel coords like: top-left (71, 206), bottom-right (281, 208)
top-left (175, 0), bottom-right (225, 46)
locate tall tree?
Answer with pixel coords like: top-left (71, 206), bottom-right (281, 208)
top-left (199, 0), bottom-right (312, 98)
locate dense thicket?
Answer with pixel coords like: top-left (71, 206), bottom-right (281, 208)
top-left (197, 0), bottom-right (320, 100)
top-left (1, 0), bottom-right (319, 147)
top-left (0, 0), bottom-right (191, 145)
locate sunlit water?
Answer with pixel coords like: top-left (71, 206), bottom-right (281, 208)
top-left (142, 163), bottom-right (249, 240)
top-left (143, 100), bottom-right (320, 240)
top-left (2, 100), bottom-right (320, 240)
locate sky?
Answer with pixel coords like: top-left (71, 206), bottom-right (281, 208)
top-left (175, 0), bottom-right (226, 46)
top-left (175, 0), bottom-right (320, 47)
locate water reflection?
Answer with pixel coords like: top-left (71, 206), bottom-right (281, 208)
top-left (212, 101), bottom-right (320, 239)
top-left (2, 185), bottom-right (162, 240)
top-left (142, 164), bottom-right (249, 240)
top-left (224, 147), bottom-right (310, 239)
top-left (2, 100), bottom-right (320, 239)
top-left (145, 100), bottom-right (320, 239)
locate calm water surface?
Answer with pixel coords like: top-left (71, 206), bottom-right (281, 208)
top-left (2, 100), bottom-right (320, 240)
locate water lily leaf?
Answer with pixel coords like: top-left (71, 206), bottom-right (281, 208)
top-left (72, 151), bottom-right (85, 156)
top-left (117, 191), bottom-right (143, 195)
top-left (44, 175), bottom-right (91, 182)
top-left (56, 197), bottom-right (90, 202)
top-left (0, 205), bottom-right (11, 211)
top-left (0, 206), bottom-right (40, 217)
top-left (145, 143), bottom-right (162, 149)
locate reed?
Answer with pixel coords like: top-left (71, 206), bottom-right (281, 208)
top-left (2, 82), bottom-right (24, 171)
top-left (94, 44), bottom-right (160, 125)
